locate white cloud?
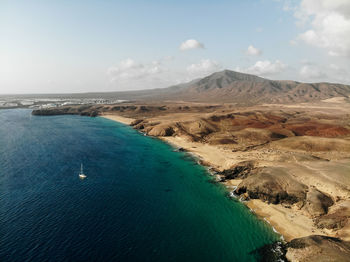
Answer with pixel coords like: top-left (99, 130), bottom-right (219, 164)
top-left (107, 58), bottom-right (162, 82)
top-left (298, 62), bottom-right (350, 84)
top-left (236, 60), bottom-right (287, 76)
top-left (246, 45), bottom-right (262, 56)
top-left (186, 59), bottom-right (221, 77)
top-left (328, 64), bottom-right (350, 84)
top-left (179, 39), bottom-right (204, 51)
top-left (106, 58), bottom-right (184, 90)
top-left (299, 65), bottom-right (326, 80)
top-left (295, 0), bottom-right (350, 57)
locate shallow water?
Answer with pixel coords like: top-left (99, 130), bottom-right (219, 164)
top-left (0, 109), bottom-right (279, 261)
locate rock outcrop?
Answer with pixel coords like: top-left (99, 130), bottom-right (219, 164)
top-left (285, 235), bottom-right (350, 262)
top-left (219, 161), bottom-right (256, 180)
top-left (254, 235), bottom-right (350, 262)
top-left (303, 188), bottom-right (334, 218)
top-left (236, 167), bottom-right (307, 204)
top-left (315, 203), bottom-right (350, 231)
top-left (146, 124), bottom-right (175, 136)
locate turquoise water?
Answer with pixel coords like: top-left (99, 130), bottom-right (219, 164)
top-left (0, 109), bottom-right (279, 261)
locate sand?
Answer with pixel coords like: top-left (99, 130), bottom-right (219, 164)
top-left (247, 200), bottom-right (330, 241)
top-left (101, 114), bottom-right (135, 125)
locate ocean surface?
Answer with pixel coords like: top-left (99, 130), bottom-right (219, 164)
top-left (0, 109), bottom-right (279, 261)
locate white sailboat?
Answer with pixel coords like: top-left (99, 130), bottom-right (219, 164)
top-left (79, 163), bottom-right (87, 179)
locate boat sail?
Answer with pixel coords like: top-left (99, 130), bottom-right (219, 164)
top-left (79, 163), bottom-right (87, 179)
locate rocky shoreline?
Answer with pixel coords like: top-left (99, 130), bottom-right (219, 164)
top-left (112, 116), bottom-right (350, 261)
top-left (32, 102), bottom-right (350, 261)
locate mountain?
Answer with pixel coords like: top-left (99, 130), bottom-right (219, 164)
top-left (153, 70), bottom-right (350, 104)
top-left (19, 70), bottom-right (350, 105)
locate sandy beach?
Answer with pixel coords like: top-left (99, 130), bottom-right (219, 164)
top-left (162, 136), bottom-right (350, 241)
top-left (100, 113), bottom-right (345, 242)
top-left (101, 114), bottom-right (135, 125)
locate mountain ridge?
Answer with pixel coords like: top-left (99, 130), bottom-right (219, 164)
top-left (10, 70), bottom-right (350, 105)
top-left (154, 69), bottom-right (350, 104)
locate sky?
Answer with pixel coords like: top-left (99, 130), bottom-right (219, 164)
top-left (1, 0), bottom-right (350, 94)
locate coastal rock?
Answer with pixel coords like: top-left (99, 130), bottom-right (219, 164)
top-left (130, 119), bottom-right (144, 126)
top-left (219, 161), bottom-right (256, 180)
top-left (32, 107), bottom-right (72, 115)
top-left (32, 106), bottom-right (98, 117)
top-left (303, 188), bottom-right (334, 218)
top-left (250, 241), bottom-right (287, 261)
top-left (236, 167), bottom-right (307, 204)
top-left (285, 235), bottom-right (350, 262)
top-left (252, 235), bottom-right (350, 262)
top-left (132, 119), bottom-right (148, 130)
top-left (147, 124), bottom-right (175, 136)
top-left (90, 111), bottom-right (98, 117)
top-left (80, 110), bottom-right (98, 117)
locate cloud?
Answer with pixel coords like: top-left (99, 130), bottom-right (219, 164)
top-left (107, 58), bottom-right (222, 90)
top-left (186, 59), bottom-right (221, 77)
top-left (329, 64), bottom-right (350, 84)
top-left (246, 45), bottom-right (262, 56)
top-left (298, 62), bottom-right (350, 84)
top-left (179, 39), bottom-right (204, 51)
top-left (299, 65), bottom-right (327, 80)
top-left (236, 60), bottom-right (287, 76)
top-left (295, 0), bottom-right (350, 57)
top-left (107, 58), bottom-right (162, 82)
top-left (106, 58), bottom-right (183, 90)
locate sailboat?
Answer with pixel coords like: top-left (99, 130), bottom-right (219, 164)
top-left (79, 163), bottom-right (87, 179)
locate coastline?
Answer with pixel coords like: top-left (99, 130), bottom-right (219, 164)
top-left (101, 114), bottom-right (135, 125)
top-left (7, 109), bottom-right (287, 262)
top-left (100, 114), bottom-right (292, 241)
top-left (161, 137), bottom-right (330, 241)
top-left (32, 103), bottom-right (350, 260)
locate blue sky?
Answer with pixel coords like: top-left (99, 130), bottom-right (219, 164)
top-left (1, 0), bottom-right (349, 93)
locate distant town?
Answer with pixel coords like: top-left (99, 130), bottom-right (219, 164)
top-left (0, 96), bottom-right (126, 109)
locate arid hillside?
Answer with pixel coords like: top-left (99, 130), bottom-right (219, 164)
top-left (160, 70), bottom-right (350, 104)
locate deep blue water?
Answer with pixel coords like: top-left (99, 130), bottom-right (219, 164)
top-left (0, 109), bottom-right (279, 261)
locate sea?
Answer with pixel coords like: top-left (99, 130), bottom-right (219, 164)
top-left (0, 109), bottom-right (280, 261)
